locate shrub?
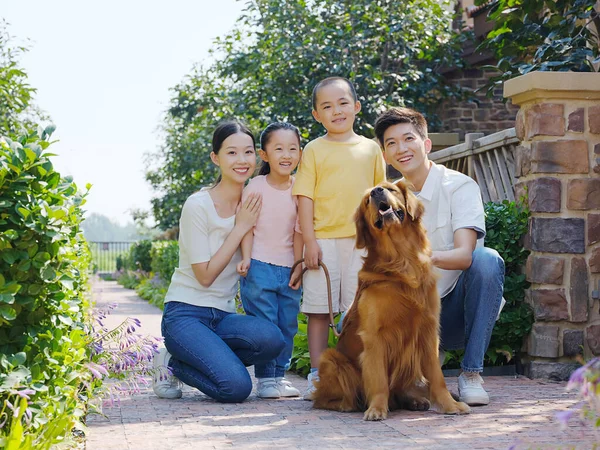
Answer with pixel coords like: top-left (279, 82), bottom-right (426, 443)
top-left (0, 129), bottom-right (92, 448)
top-left (151, 240), bottom-right (178, 283)
top-left (116, 270), bottom-right (144, 290)
top-left (127, 240), bottom-right (152, 272)
top-left (136, 277), bottom-right (168, 310)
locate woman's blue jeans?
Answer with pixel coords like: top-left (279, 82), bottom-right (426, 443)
top-left (240, 259), bottom-right (302, 378)
top-left (439, 247), bottom-right (505, 373)
top-left (161, 301), bottom-right (285, 403)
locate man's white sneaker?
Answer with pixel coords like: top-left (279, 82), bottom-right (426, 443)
top-left (275, 377), bottom-right (300, 397)
top-left (152, 348), bottom-right (182, 399)
top-left (303, 371), bottom-right (319, 401)
top-left (458, 372), bottom-right (489, 406)
top-left (257, 377), bottom-right (281, 398)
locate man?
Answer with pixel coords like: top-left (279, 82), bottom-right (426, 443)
top-left (373, 107), bottom-right (505, 406)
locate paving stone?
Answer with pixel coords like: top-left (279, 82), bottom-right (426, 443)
top-left (85, 279), bottom-right (598, 450)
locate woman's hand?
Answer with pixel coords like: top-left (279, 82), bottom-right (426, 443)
top-left (237, 258), bottom-right (251, 277)
top-left (235, 193), bottom-right (262, 234)
top-left (289, 264), bottom-right (303, 290)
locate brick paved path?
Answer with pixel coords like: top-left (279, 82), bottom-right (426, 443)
top-left (86, 280), bottom-right (598, 450)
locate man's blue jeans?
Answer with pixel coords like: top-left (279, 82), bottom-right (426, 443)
top-left (161, 301), bottom-right (285, 403)
top-left (439, 247), bottom-right (505, 373)
top-left (240, 259), bottom-right (302, 378)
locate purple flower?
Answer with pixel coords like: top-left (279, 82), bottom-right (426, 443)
top-left (555, 410), bottom-right (575, 427)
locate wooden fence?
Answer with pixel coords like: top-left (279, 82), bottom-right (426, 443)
top-left (429, 128), bottom-right (519, 203)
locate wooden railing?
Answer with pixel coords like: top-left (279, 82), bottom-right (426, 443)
top-left (429, 128), bottom-right (519, 203)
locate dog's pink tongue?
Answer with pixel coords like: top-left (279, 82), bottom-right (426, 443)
top-left (379, 206), bottom-right (393, 216)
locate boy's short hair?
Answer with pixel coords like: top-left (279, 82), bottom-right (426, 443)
top-left (312, 77), bottom-right (358, 110)
top-left (374, 107), bottom-right (429, 145)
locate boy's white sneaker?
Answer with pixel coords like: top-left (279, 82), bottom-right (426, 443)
top-left (458, 372), bottom-right (489, 406)
top-left (257, 377), bottom-right (281, 398)
top-left (152, 348), bottom-right (182, 399)
top-left (275, 377), bottom-right (300, 397)
top-left (303, 371), bottom-right (319, 401)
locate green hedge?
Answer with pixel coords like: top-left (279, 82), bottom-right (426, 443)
top-left (0, 129), bottom-right (93, 449)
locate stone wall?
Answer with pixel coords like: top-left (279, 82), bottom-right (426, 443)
top-left (505, 72), bottom-right (600, 380)
top-left (440, 68), bottom-right (519, 140)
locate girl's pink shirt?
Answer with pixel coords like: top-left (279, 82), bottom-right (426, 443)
top-left (242, 175), bottom-right (299, 268)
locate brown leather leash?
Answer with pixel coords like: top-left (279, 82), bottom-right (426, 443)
top-left (290, 258), bottom-right (340, 338)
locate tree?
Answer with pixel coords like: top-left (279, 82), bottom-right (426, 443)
top-left (477, 0), bottom-right (600, 93)
top-left (147, 0), bottom-right (469, 230)
top-left (0, 20), bottom-right (45, 136)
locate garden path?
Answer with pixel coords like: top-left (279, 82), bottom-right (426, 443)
top-left (86, 279), bottom-right (597, 450)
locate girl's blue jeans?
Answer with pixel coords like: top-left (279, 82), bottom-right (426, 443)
top-left (240, 259), bottom-right (302, 378)
top-left (162, 300), bottom-right (285, 403)
top-left (439, 247), bottom-right (505, 373)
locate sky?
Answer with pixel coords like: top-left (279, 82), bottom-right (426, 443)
top-left (3, 1), bottom-right (244, 225)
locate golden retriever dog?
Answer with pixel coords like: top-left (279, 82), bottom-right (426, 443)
top-left (312, 180), bottom-right (470, 420)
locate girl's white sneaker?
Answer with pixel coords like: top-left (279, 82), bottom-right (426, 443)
top-left (275, 377), bottom-right (300, 397)
top-left (257, 377), bottom-right (281, 398)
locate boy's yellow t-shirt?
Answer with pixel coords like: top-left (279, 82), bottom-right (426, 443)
top-left (292, 136), bottom-right (386, 239)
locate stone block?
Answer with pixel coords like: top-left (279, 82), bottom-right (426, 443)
top-left (563, 329), bottom-right (584, 357)
top-left (528, 177), bottom-right (561, 212)
top-left (567, 179), bottom-right (600, 210)
top-left (568, 108), bottom-right (584, 133)
top-left (590, 247), bottom-right (600, 273)
top-left (529, 218), bottom-right (585, 253)
top-left (530, 140), bottom-right (589, 174)
top-left (515, 145), bottom-right (530, 177)
top-left (569, 257), bottom-right (589, 322)
top-left (528, 324), bottom-right (559, 357)
top-left (589, 214), bottom-right (600, 246)
top-left (589, 105), bottom-right (600, 134)
top-left (531, 289), bottom-right (568, 321)
top-left (527, 361), bottom-right (580, 381)
top-left (526, 255), bottom-right (564, 284)
top-left (515, 181), bottom-right (528, 204)
top-left (586, 324), bottom-right (600, 355)
top-left (526, 103), bottom-right (565, 138)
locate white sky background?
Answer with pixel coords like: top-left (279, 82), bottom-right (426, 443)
top-left (3, 0), bottom-right (244, 225)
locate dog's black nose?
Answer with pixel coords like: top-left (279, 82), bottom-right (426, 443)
top-left (370, 187), bottom-right (384, 197)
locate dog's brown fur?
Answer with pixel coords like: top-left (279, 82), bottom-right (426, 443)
top-left (312, 180), bottom-right (470, 420)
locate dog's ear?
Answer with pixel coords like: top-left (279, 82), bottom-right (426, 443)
top-left (354, 202), bottom-right (372, 249)
top-left (406, 192), bottom-right (424, 221)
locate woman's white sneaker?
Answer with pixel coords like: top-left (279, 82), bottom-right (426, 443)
top-left (152, 348), bottom-right (182, 399)
top-left (275, 377), bottom-right (300, 397)
top-left (458, 372), bottom-right (489, 406)
top-left (257, 377), bottom-right (281, 398)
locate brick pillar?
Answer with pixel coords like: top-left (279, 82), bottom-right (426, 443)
top-left (505, 72), bottom-right (600, 380)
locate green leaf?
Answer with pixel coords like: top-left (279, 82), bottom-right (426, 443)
top-left (0, 305), bottom-right (17, 320)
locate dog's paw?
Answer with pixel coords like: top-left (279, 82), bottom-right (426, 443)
top-left (363, 406), bottom-right (388, 421)
top-left (405, 397), bottom-right (430, 411)
top-left (439, 400), bottom-right (471, 415)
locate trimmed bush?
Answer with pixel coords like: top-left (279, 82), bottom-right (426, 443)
top-left (0, 129), bottom-right (92, 448)
top-left (151, 240), bottom-right (178, 283)
top-left (127, 240), bottom-right (152, 272)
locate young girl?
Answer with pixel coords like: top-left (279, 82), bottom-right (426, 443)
top-left (153, 120), bottom-right (285, 403)
top-left (237, 122), bottom-right (303, 398)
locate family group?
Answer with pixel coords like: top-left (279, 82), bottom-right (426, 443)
top-left (151, 76), bottom-right (505, 408)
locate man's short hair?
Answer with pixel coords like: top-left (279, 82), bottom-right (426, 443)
top-left (374, 107), bottom-right (429, 145)
top-left (311, 77), bottom-right (358, 110)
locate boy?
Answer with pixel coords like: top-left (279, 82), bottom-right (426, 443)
top-left (373, 106), bottom-right (505, 406)
top-left (293, 77), bottom-right (386, 400)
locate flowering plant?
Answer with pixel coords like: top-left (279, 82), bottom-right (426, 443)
top-left (557, 357), bottom-right (600, 428)
top-left (86, 303), bottom-right (161, 410)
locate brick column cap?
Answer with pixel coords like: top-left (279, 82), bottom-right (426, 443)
top-left (504, 72), bottom-right (600, 105)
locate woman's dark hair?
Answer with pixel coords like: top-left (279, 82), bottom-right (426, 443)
top-left (211, 120), bottom-right (255, 184)
top-left (258, 122), bottom-right (301, 176)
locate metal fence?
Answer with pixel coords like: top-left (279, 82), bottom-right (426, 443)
top-left (429, 128), bottom-right (519, 203)
top-left (89, 241), bottom-right (136, 274)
